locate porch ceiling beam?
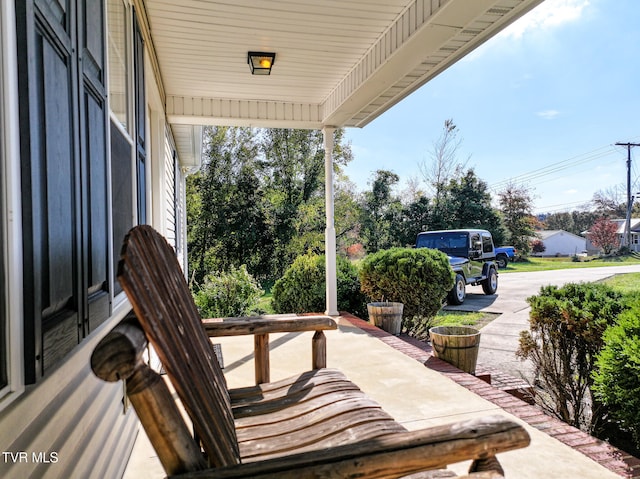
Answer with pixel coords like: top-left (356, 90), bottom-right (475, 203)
top-left (166, 96), bottom-right (324, 130)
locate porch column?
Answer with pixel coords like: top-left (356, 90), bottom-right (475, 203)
top-left (323, 127), bottom-right (339, 316)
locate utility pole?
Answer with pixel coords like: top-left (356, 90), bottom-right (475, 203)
top-left (616, 142), bottom-right (640, 248)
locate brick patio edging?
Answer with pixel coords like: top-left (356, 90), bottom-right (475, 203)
top-left (340, 313), bottom-right (640, 479)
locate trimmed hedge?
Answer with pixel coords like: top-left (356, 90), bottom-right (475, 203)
top-left (517, 282), bottom-right (626, 432)
top-left (272, 253), bottom-right (367, 317)
top-left (593, 298), bottom-right (640, 449)
top-left (193, 265), bottom-right (264, 318)
top-left (359, 247), bottom-right (453, 322)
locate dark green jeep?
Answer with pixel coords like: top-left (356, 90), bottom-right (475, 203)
top-left (415, 229), bottom-right (498, 305)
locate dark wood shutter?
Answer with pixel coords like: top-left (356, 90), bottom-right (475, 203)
top-left (81, 0), bottom-right (110, 333)
top-left (17, 0), bottom-right (108, 381)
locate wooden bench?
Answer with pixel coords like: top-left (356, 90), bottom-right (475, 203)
top-left (91, 225), bottom-right (530, 478)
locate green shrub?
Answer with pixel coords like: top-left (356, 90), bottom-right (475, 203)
top-left (517, 282), bottom-right (626, 432)
top-left (593, 299), bottom-right (640, 449)
top-left (272, 253), bottom-right (367, 316)
top-left (193, 265), bottom-right (264, 318)
top-left (359, 247), bottom-right (453, 336)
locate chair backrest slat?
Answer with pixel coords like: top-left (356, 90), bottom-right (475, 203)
top-left (117, 225), bottom-right (240, 467)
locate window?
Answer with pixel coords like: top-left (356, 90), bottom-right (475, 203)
top-left (0, 0), bottom-right (25, 407)
top-left (0, 27), bottom-right (6, 392)
top-left (108, 0), bottom-right (129, 130)
top-left (482, 233), bottom-right (493, 253)
top-left (133, 10), bottom-right (147, 224)
top-left (111, 123), bottom-right (134, 296)
top-left (108, 2), bottom-right (147, 294)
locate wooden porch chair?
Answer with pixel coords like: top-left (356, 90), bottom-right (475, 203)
top-left (91, 225), bottom-right (529, 478)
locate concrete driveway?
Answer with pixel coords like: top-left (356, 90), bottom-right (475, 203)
top-left (444, 264), bottom-right (640, 380)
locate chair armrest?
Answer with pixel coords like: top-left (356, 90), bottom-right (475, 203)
top-left (202, 314), bottom-right (337, 384)
top-left (172, 415), bottom-right (530, 479)
top-left (202, 314), bottom-right (337, 337)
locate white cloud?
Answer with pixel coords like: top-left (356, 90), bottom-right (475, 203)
top-left (537, 109), bottom-right (560, 119)
top-left (500, 0), bottom-right (590, 39)
top-left (564, 188), bottom-right (579, 195)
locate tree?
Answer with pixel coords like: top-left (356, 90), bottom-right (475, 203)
top-left (359, 170), bottom-right (403, 252)
top-left (441, 169), bottom-right (507, 245)
top-left (419, 119), bottom-right (468, 213)
top-left (187, 127), bottom-right (268, 285)
top-left (334, 174), bottom-right (363, 254)
top-left (544, 212), bottom-right (575, 233)
top-left (592, 187), bottom-right (627, 218)
top-left (498, 182), bottom-right (536, 254)
top-left (542, 209), bottom-right (602, 237)
top-left (571, 210), bottom-right (599, 237)
top-left (399, 175), bottom-right (426, 204)
top-left (531, 239), bottom-right (546, 254)
top-left (588, 217), bottom-right (619, 254)
top-left (393, 169), bottom-right (506, 247)
top-left (187, 126), bottom-right (355, 285)
top-left (259, 128), bottom-right (353, 276)
top-left (397, 196), bottom-right (432, 246)
top-left (260, 129), bottom-right (326, 273)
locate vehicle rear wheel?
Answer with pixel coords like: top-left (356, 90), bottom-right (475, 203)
top-left (448, 273), bottom-right (466, 305)
top-left (496, 253), bottom-right (508, 269)
top-left (482, 267), bottom-right (498, 295)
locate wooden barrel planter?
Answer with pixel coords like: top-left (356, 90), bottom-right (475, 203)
top-left (429, 326), bottom-right (481, 374)
top-left (367, 302), bottom-right (403, 335)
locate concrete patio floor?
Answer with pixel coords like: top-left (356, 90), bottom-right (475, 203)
top-left (124, 314), bottom-right (629, 478)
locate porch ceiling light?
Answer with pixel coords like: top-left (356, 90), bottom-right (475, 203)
top-left (248, 51), bottom-right (276, 75)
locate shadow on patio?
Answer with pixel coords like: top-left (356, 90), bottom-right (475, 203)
top-left (124, 313), bottom-right (635, 479)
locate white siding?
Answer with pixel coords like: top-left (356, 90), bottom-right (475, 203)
top-left (0, 306), bottom-right (138, 479)
top-left (159, 127), bottom-right (187, 271)
top-left (540, 231), bottom-right (586, 257)
top-left (163, 131), bottom-right (177, 249)
top-left (175, 160), bottom-right (187, 271)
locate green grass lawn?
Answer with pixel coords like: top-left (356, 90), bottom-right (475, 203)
top-left (257, 282), bottom-right (275, 314)
top-left (600, 272), bottom-right (640, 294)
top-left (500, 255), bottom-right (640, 273)
top-left (432, 310), bottom-right (499, 329)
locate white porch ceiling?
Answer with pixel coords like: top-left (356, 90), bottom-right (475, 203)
top-left (137, 0), bottom-right (544, 161)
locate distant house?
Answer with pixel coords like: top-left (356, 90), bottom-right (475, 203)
top-left (584, 219), bottom-right (640, 254)
top-left (534, 230), bottom-right (587, 257)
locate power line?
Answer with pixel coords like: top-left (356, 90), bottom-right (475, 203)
top-left (489, 137), bottom-right (640, 191)
top-left (489, 145), bottom-right (617, 191)
top-left (535, 199), bottom-right (593, 212)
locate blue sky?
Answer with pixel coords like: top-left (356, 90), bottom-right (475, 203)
top-left (343, 0), bottom-right (640, 214)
